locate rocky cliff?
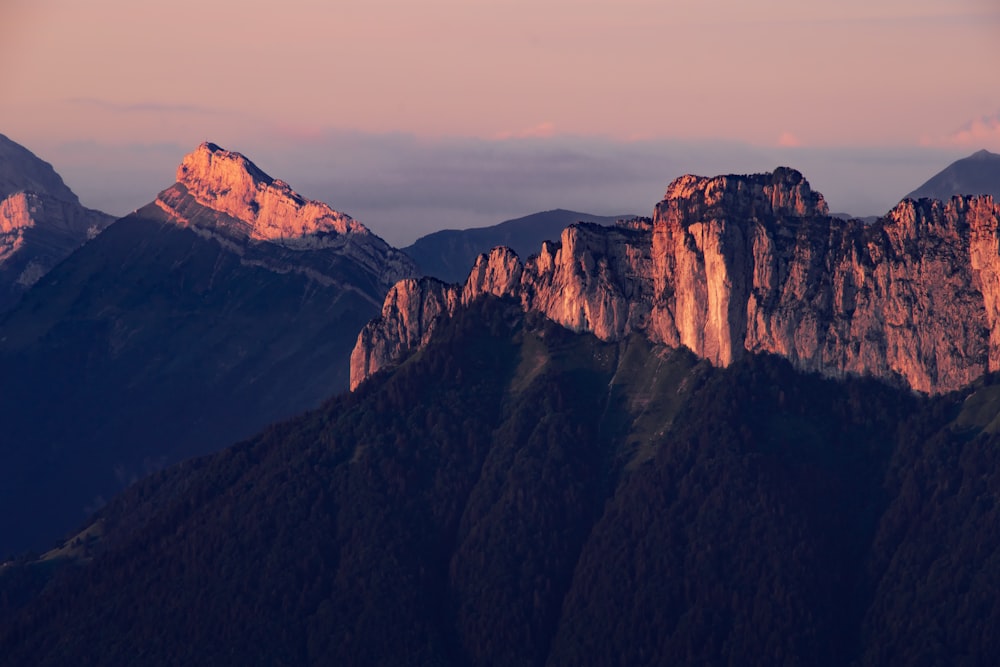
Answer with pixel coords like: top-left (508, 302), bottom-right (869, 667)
top-left (155, 142), bottom-right (415, 289)
top-left (0, 141), bottom-right (419, 556)
top-left (0, 135), bottom-right (114, 311)
top-left (351, 168), bottom-right (1000, 394)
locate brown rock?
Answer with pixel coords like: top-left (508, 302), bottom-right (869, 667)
top-left (351, 168), bottom-right (1000, 395)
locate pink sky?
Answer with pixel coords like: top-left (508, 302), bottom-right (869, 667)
top-left (2, 0), bottom-right (999, 243)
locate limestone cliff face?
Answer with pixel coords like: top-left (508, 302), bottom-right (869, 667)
top-left (154, 142), bottom-right (415, 289)
top-left (0, 191), bottom-right (112, 309)
top-left (351, 168), bottom-right (1000, 395)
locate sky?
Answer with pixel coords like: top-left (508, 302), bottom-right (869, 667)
top-left (2, 0), bottom-right (999, 245)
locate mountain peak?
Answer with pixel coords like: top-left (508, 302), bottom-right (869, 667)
top-left (177, 142), bottom-right (276, 191)
top-left (663, 167), bottom-right (828, 219)
top-left (969, 148), bottom-right (999, 160)
top-left (906, 149), bottom-right (1000, 201)
top-left (164, 142), bottom-right (368, 248)
top-left (0, 133), bottom-right (80, 204)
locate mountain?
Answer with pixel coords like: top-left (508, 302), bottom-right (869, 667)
top-left (402, 209), bottom-right (635, 283)
top-left (0, 142), bottom-right (416, 557)
top-left (0, 134), bottom-right (78, 201)
top-left (3, 295), bottom-right (1000, 665)
top-left (354, 167), bottom-right (1000, 395)
top-left (906, 148), bottom-right (1000, 201)
top-left (0, 134), bottom-right (114, 310)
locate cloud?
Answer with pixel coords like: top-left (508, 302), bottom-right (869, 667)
top-left (920, 112), bottom-right (1000, 150)
top-left (777, 131), bottom-right (802, 147)
top-left (945, 112), bottom-right (1000, 148)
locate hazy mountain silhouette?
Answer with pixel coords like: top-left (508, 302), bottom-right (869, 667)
top-left (906, 149), bottom-right (1000, 201)
top-left (403, 209), bottom-right (633, 283)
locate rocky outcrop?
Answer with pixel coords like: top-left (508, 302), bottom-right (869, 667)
top-left (0, 135), bottom-right (115, 311)
top-left (154, 142), bottom-right (415, 290)
top-left (351, 168), bottom-right (1000, 394)
top-left (0, 191), bottom-right (106, 266)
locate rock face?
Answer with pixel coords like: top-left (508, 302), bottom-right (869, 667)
top-left (156, 142), bottom-right (414, 288)
top-left (0, 135), bottom-right (114, 311)
top-left (352, 168), bottom-right (1000, 394)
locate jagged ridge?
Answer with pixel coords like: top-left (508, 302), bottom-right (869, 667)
top-left (153, 142), bottom-right (415, 289)
top-left (352, 168), bottom-right (1000, 394)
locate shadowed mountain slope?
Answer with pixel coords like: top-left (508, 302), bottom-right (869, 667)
top-left (0, 142), bottom-right (415, 557)
top-left (906, 148), bottom-right (1000, 201)
top-left (2, 296), bottom-right (999, 665)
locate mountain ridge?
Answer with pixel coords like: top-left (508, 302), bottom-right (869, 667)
top-left (905, 148), bottom-right (1000, 201)
top-left (0, 141), bottom-right (416, 556)
top-left (353, 167), bottom-right (1000, 395)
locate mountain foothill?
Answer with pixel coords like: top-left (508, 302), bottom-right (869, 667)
top-left (1, 137), bottom-right (1000, 665)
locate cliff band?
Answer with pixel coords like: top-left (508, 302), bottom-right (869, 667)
top-left (352, 168), bottom-right (1000, 395)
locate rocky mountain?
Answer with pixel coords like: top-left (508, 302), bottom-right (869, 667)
top-left (3, 295), bottom-right (1000, 665)
top-left (0, 142), bottom-right (416, 557)
top-left (906, 148), bottom-right (1000, 201)
top-left (0, 134), bottom-right (114, 311)
top-left (353, 167), bottom-right (1000, 395)
top-left (402, 209), bottom-right (634, 283)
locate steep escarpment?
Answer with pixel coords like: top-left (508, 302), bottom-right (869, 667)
top-left (352, 168), bottom-right (1000, 394)
top-left (154, 142), bottom-right (414, 288)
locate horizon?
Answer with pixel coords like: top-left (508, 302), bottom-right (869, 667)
top-left (3, 0), bottom-right (999, 245)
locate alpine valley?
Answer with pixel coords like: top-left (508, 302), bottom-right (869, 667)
top-left (2, 143), bottom-right (1000, 666)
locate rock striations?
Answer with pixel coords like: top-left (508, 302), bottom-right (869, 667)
top-left (352, 167), bottom-right (1000, 395)
top-left (154, 142), bottom-right (414, 290)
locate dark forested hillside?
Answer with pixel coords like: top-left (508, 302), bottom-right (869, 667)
top-left (2, 296), bottom-right (999, 666)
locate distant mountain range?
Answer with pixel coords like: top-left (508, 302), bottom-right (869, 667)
top-left (0, 142), bottom-right (415, 557)
top-left (403, 209), bottom-right (635, 283)
top-left (906, 148), bottom-right (1000, 201)
top-left (0, 134), bottom-right (113, 311)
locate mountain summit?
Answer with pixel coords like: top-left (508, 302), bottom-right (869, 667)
top-left (906, 148), bottom-right (1000, 201)
top-left (0, 133), bottom-right (79, 203)
top-left (164, 142), bottom-right (366, 245)
top-left (353, 167), bottom-right (1000, 395)
top-left (0, 141), bottom-right (416, 556)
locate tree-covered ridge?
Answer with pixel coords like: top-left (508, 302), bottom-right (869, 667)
top-left (3, 296), bottom-right (999, 666)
